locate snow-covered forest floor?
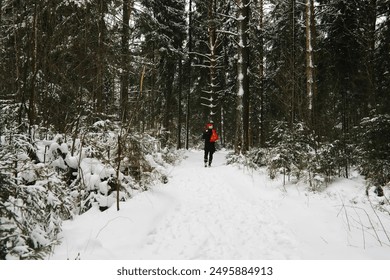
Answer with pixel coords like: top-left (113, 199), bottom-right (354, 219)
top-left (48, 150), bottom-right (390, 260)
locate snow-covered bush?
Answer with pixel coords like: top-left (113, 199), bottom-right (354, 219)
top-left (303, 140), bottom-right (351, 191)
top-left (0, 112), bottom-right (182, 257)
top-left (353, 114), bottom-right (390, 189)
top-left (226, 122), bottom-right (349, 192)
top-left (266, 122), bottom-right (316, 183)
top-left (0, 121), bottom-right (181, 259)
top-left (226, 148), bottom-right (268, 170)
top-left (0, 133), bottom-right (74, 260)
top-left (62, 121), bottom-right (181, 213)
top-left (120, 132), bottom-right (177, 189)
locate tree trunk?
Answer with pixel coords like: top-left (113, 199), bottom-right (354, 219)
top-left (96, 0), bottom-right (105, 114)
top-left (185, 0), bottom-right (192, 150)
top-left (163, 59), bottom-right (175, 143)
top-left (116, 133), bottom-right (122, 211)
top-left (235, 0), bottom-right (250, 153)
top-left (310, 0), bottom-right (318, 131)
top-left (257, 0), bottom-right (265, 147)
top-left (208, 0), bottom-right (217, 117)
top-left (366, 0), bottom-right (377, 113)
top-left (13, 3), bottom-right (22, 127)
top-left (28, 3), bottom-right (39, 138)
top-left (120, 0), bottom-right (131, 122)
top-left (177, 57), bottom-right (182, 149)
top-left (305, 0), bottom-right (315, 127)
top-left (290, 0), bottom-right (296, 128)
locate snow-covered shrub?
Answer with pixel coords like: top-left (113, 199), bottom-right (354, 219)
top-left (226, 148), bottom-right (268, 169)
top-left (262, 122), bottom-right (348, 191)
top-left (1, 179), bottom-right (74, 260)
top-left (0, 119), bottom-right (181, 258)
top-left (0, 102), bottom-right (22, 140)
top-left (266, 122), bottom-right (315, 183)
top-left (121, 132), bottom-right (178, 188)
top-left (65, 121), bottom-right (181, 213)
top-left (303, 141), bottom-right (343, 191)
top-left (353, 114), bottom-right (390, 189)
top-left (0, 134), bottom-right (74, 260)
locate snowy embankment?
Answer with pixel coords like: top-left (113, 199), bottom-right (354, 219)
top-left (49, 150), bottom-right (390, 260)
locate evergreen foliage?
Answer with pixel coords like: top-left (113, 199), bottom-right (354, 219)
top-left (0, 132), bottom-right (74, 259)
top-left (1, 0), bottom-right (390, 259)
top-left (354, 114), bottom-right (390, 188)
top-left (0, 123), bottom-right (179, 259)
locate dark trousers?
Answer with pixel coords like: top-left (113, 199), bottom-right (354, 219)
top-left (204, 149), bottom-right (214, 164)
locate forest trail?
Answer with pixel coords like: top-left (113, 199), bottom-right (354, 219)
top-left (127, 150), bottom-right (300, 259)
top-left (49, 150), bottom-right (390, 260)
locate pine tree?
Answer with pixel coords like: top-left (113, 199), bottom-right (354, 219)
top-left (266, 0), bottom-right (306, 127)
top-left (376, 0), bottom-right (390, 114)
top-left (137, 0), bottom-right (186, 144)
top-left (250, 0), bottom-right (266, 147)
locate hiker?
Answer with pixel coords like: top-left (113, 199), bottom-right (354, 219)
top-left (202, 121), bottom-right (218, 167)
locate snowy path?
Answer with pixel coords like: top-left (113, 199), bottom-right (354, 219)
top-left (131, 151), bottom-right (299, 259)
top-left (49, 150), bottom-right (390, 260)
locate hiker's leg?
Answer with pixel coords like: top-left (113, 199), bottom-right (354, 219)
top-left (204, 150), bottom-right (209, 165)
top-left (209, 151), bottom-right (214, 166)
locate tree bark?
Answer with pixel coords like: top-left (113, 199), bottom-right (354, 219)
top-left (257, 0), bottom-right (265, 147)
top-left (208, 0), bottom-right (217, 116)
top-left (290, 0), bottom-right (296, 128)
top-left (28, 3), bottom-right (39, 138)
top-left (177, 57), bottom-right (182, 149)
top-left (96, 0), bottom-right (105, 114)
top-left (235, 0), bottom-right (250, 153)
top-left (366, 0), bottom-right (377, 113)
top-left (162, 59), bottom-right (175, 142)
top-left (185, 0), bottom-right (192, 150)
top-left (13, 3), bottom-right (22, 127)
top-left (305, 0), bottom-right (315, 127)
top-left (120, 0), bottom-right (131, 122)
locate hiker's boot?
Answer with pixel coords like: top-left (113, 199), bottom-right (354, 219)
top-left (208, 162), bottom-right (211, 167)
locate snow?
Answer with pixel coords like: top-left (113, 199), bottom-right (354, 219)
top-left (65, 155), bottom-right (79, 169)
top-left (47, 150), bottom-right (390, 260)
top-left (80, 158), bottom-right (117, 180)
top-left (51, 157), bottom-right (67, 170)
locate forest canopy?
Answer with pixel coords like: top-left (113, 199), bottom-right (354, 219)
top-left (1, 0), bottom-right (389, 147)
top-left (0, 0), bottom-right (390, 259)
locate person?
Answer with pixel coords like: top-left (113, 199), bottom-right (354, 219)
top-left (202, 121), bottom-right (218, 167)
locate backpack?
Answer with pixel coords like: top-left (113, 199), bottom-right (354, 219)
top-left (210, 129), bottom-right (218, 143)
